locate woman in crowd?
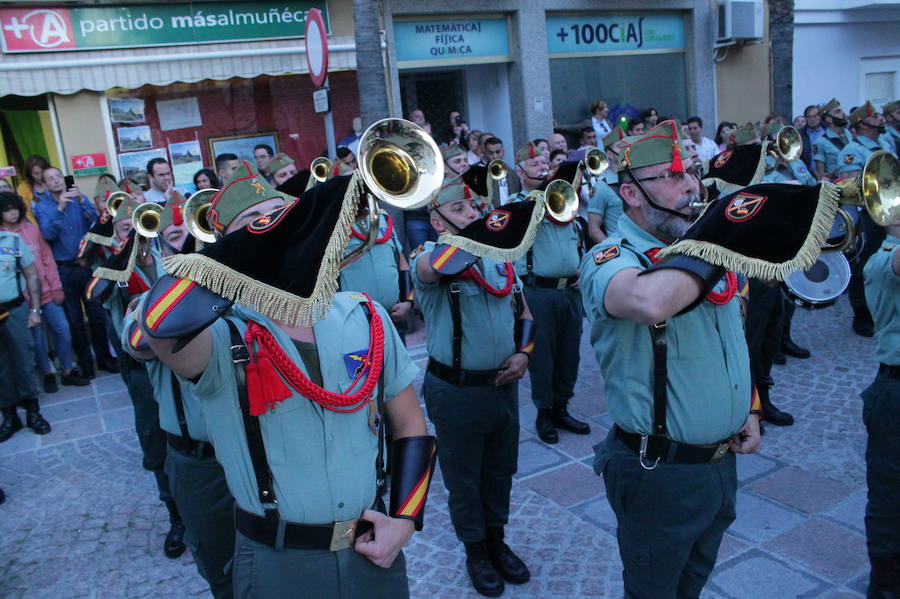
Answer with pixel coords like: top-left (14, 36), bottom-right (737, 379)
top-left (15, 154), bottom-right (51, 224)
top-left (715, 121), bottom-right (739, 151)
top-left (192, 168), bottom-right (219, 191)
top-left (0, 193), bottom-right (88, 392)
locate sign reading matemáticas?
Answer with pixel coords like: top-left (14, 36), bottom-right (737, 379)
top-left (0, 2), bottom-right (328, 53)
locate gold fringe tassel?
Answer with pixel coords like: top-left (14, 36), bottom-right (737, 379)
top-left (656, 182), bottom-right (840, 281)
top-left (92, 235), bottom-right (140, 283)
top-left (164, 172), bottom-right (365, 327)
top-left (437, 195), bottom-right (547, 263)
top-left (82, 232), bottom-right (116, 247)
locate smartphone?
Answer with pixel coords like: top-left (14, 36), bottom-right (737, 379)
top-left (0, 166), bottom-right (16, 178)
top-left (64, 175), bottom-right (75, 189)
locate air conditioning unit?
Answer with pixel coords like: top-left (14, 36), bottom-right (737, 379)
top-left (718, 0), bottom-right (764, 43)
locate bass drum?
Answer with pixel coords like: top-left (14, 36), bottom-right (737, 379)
top-left (782, 252), bottom-right (851, 309)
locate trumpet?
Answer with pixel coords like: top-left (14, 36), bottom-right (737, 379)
top-left (183, 188), bottom-right (218, 244)
top-left (311, 156), bottom-right (332, 182)
top-left (543, 179), bottom-right (579, 224)
top-left (765, 126), bottom-right (802, 173)
top-left (583, 146), bottom-right (609, 177)
top-left (488, 159), bottom-right (507, 181)
top-left (824, 150), bottom-right (900, 252)
top-left (106, 191), bottom-right (132, 218)
top-left (132, 202), bottom-right (164, 238)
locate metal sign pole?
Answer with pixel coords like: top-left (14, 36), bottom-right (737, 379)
top-left (324, 77), bottom-right (336, 160)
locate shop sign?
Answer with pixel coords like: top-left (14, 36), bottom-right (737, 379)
top-left (393, 17), bottom-right (510, 69)
top-left (546, 13), bottom-right (684, 57)
top-left (71, 153), bottom-right (108, 177)
top-left (0, 2), bottom-right (328, 53)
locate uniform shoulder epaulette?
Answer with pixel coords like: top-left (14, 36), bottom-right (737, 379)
top-left (593, 245), bottom-right (620, 265)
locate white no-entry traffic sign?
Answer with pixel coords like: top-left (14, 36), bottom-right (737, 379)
top-left (305, 8), bottom-right (328, 88)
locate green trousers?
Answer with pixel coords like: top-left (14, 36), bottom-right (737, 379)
top-left (0, 303), bottom-right (39, 409)
top-left (594, 429), bottom-right (737, 599)
top-left (422, 372), bottom-right (519, 543)
top-left (165, 444), bottom-right (235, 599)
top-left (232, 531), bottom-right (408, 599)
top-left (861, 372), bottom-right (900, 596)
top-left (522, 286), bottom-right (582, 410)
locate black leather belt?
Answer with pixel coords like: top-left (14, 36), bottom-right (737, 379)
top-left (615, 426), bottom-right (732, 464)
top-left (427, 357), bottom-right (497, 387)
top-left (879, 363), bottom-right (900, 379)
top-left (54, 260), bottom-right (80, 268)
top-left (0, 295), bottom-right (24, 311)
top-left (235, 506), bottom-right (359, 551)
top-left (527, 274), bottom-right (578, 289)
top-left (166, 432), bottom-right (216, 459)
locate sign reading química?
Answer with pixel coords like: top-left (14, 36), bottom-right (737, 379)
top-left (393, 17), bottom-right (511, 68)
top-left (0, 2), bottom-right (328, 53)
top-left (546, 13), bottom-right (684, 57)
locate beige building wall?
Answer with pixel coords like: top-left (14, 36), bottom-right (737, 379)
top-left (715, 0), bottom-right (772, 127)
top-left (51, 91), bottom-right (107, 193)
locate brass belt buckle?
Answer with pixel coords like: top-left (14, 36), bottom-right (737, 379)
top-left (711, 443), bottom-right (730, 462)
top-left (556, 277), bottom-right (567, 290)
top-left (329, 518), bottom-right (358, 552)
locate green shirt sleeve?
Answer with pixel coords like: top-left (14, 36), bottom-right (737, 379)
top-left (579, 243), bottom-right (643, 320)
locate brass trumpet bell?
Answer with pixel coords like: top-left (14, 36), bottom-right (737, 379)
top-left (836, 150), bottom-right (900, 227)
top-left (583, 146), bottom-right (609, 176)
top-left (488, 159), bottom-right (507, 181)
top-left (183, 188), bottom-right (218, 244)
top-left (106, 191), bottom-right (132, 218)
top-left (311, 157), bottom-right (332, 183)
top-left (132, 202), bottom-right (164, 238)
top-left (772, 126), bottom-right (802, 163)
top-left (358, 118), bottom-right (444, 210)
top-left (544, 179), bottom-right (578, 224)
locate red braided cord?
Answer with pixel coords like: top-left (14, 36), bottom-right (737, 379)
top-left (458, 262), bottom-right (514, 297)
top-left (350, 215), bottom-right (393, 244)
top-left (244, 298), bottom-right (385, 412)
top-left (644, 248), bottom-right (737, 305)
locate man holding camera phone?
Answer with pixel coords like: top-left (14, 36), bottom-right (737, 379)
top-left (34, 168), bottom-right (116, 379)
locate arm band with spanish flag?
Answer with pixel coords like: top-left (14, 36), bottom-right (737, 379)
top-left (398, 269), bottom-right (414, 305)
top-left (750, 385), bottom-right (763, 414)
top-left (515, 318), bottom-right (537, 357)
top-left (389, 435), bottom-right (438, 531)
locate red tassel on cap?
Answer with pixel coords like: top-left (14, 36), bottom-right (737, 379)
top-left (172, 206), bottom-right (183, 226)
top-left (670, 122), bottom-right (685, 172)
top-left (247, 346), bottom-right (292, 416)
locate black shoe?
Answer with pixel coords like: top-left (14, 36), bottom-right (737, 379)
top-left (465, 542), bottom-right (504, 597)
top-left (43, 373), bottom-right (59, 394)
top-left (535, 409), bottom-right (558, 444)
top-left (772, 351), bottom-right (786, 365)
top-left (852, 313), bottom-right (875, 337)
top-left (164, 501), bottom-right (187, 558)
top-left (0, 409), bottom-right (23, 443)
top-left (98, 359), bottom-right (120, 374)
top-left (551, 402), bottom-right (591, 435)
top-left (486, 527), bottom-right (530, 585)
top-left (25, 407), bottom-right (51, 435)
top-left (781, 338), bottom-right (810, 359)
top-left (61, 371), bottom-right (90, 387)
top-left (0, 487), bottom-right (5, 505)
top-left (758, 385), bottom-right (794, 426)
top-left (80, 366), bottom-right (96, 380)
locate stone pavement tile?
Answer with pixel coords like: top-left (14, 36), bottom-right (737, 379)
top-left (522, 462), bottom-right (602, 507)
top-left (98, 390), bottom-right (131, 411)
top-left (822, 489), bottom-right (866, 534)
top-left (91, 375), bottom-right (124, 395)
top-left (815, 592), bottom-right (865, 598)
top-left (38, 397), bottom-right (97, 423)
top-left (514, 438), bottom-right (568, 479)
top-left (763, 517), bottom-right (868, 583)
top-left (38, 382), bottom-right (95, 405)
top-left (736, 452), bottom-right (782, 484)
top-left (518, 401), bottom-right (538, 436)
top-left (747, 466), bottom-right (855, 514)
top-left (553, 426), bottom-right (608, 461)
top-left (102, 407), bottom-right (136, 434)
top-left (728, 491), bottom-right (807, 543)
top-left (847, 573), bottom-right (870, 596)
top-left (0, 429), bottom-right (38, 457)
top-left (590, 412), bottom-right (615, 431)
top-left (708, 550), bottom-right (829, 599)
top-left (37, 414), bottom-right (102, 448)
top-left (571, 494), bottom-right (617, 536)
top-left (717, 533), bottom-right (751, 564)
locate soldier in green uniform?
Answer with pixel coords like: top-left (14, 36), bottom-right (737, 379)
top-left (412, 178), bottom-right (535, 597)
top-left (340, 204), bottom-right (412, 344)
top-left (269, 153), bottom-right (298, 187)
top-left (587, 126), bottom-right (628, 243)
top-left (813, 99), bottom-right (852, 181)
top-left (884, 99), bottom-right (900, 152)
top-left (141, 172), bottom-right (437, 599)
top-left (508, 142), bottom-right (590, 444)
top-left (763, 124), bottom-right (817, 185)
top-left (840, 102), bottom-right (895, 337)
top-left (861, 212), bottom-right (900, 598)
top-left (580, 121), bottom-right (762, 599)
top-left (0, 208), bottom-right (50, 442)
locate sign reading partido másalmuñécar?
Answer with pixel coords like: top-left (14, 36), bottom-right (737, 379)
top-left (545, 13), bottom-right (684, 57)
top-left (0, 2), bottom-right (328, 53)
top-left (393, 17), bottom-right (511, 68)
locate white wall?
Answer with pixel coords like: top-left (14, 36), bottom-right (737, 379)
top-left (464, 63), bottom-right (514, 151)
top-left (793, 5), bottom-right (900, 114)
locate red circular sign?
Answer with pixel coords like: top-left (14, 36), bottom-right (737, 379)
top-left (305, 8), bottom-right (329, 88)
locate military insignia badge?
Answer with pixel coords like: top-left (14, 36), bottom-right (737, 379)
top-left (725, 192), bottom-right (767, 223)
top-left (250, 178), bottom-right (266, 194)
top-left (496, 263), bottom-right (507, 276)
top-left (343, 349), bottom-right (370, 378)
top-left (713, 150), bottom-right (734, 169)
top-left (410, 244), bottom-right (425, 258)
top-left (843, 154), bottom-right (855, 164)
top-left (485, 209), bottom-right (511, 232)
top-left (247, 202), bottom-right (295, 234)
top-left (594, 245), bottom-right (620, 264)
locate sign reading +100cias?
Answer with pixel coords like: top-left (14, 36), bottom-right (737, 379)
top-left (545, 13), bottom-right (684, 57)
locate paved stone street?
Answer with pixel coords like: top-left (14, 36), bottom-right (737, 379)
top-left (0, 295), bottom-right (877, 599)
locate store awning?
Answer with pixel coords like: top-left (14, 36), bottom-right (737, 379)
top-left (0, 36), bottom-right (358, 96)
